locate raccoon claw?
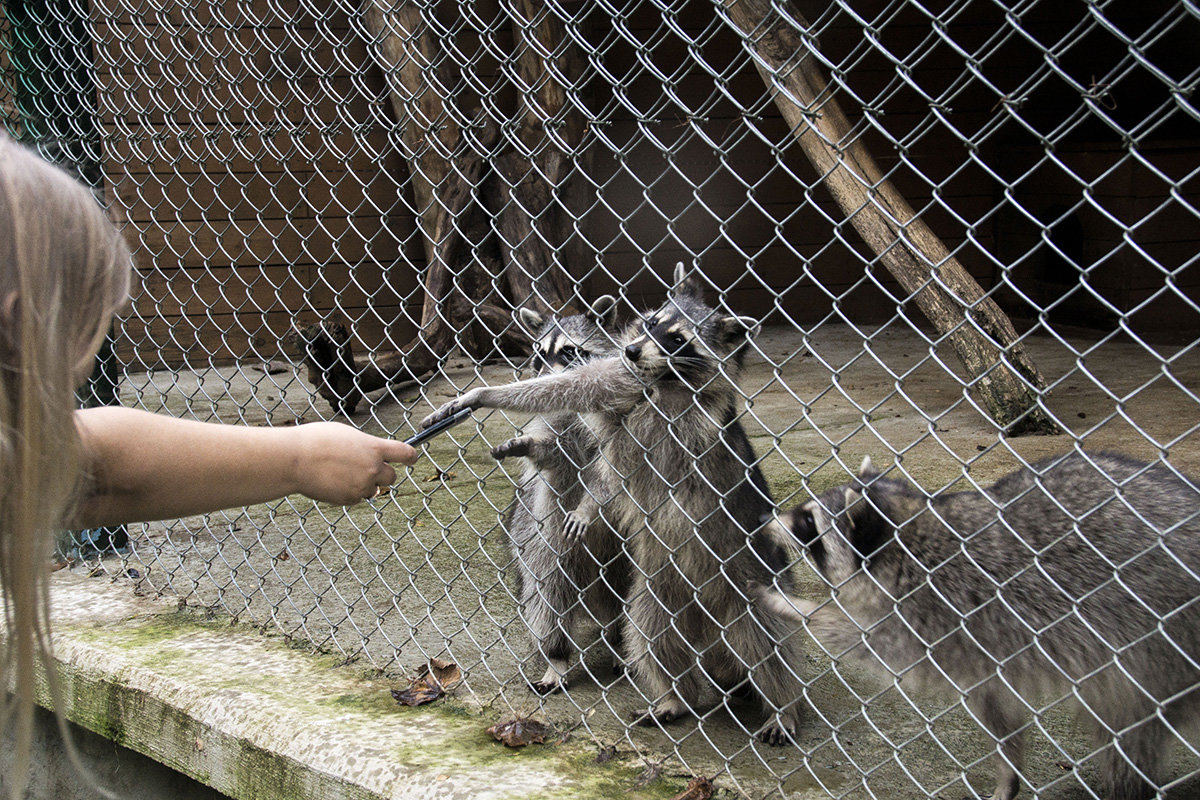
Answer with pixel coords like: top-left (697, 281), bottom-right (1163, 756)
top-left (421, 394), bottom-right (476, 430)
top-left (491, 437), bottom-right (530, 461)
top-left (530, 678), bottom-right (565, 695)
top-left (562, 510), bottom-right (590, 543)
top-left (757, 722), bottom-right (796, 747)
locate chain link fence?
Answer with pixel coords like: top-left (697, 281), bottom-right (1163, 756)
top-left (4, 0), bottom-right (1200, 797)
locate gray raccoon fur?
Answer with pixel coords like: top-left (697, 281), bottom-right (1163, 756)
top-left (493, 296), bottom-right (628, 694)
top-left (755, 452), bottom-right (1200, 800)
top-left (424, 263), bottom-right (805, 744)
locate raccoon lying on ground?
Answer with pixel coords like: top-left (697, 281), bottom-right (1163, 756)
top-left (492, 296), bottom-right (629, 694)
top-left (423, 264), bottom-right (806, 744)
top-left (754, 452), bottom-right (1200, 800)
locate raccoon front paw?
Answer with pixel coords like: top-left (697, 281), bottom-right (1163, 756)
top-left (629, 705), bottom-right (687, 727)
top-left (757, 720), bottom-right (797, 747)
top-left (491, 436), bottom-right (531, 461)
top-left (530, 677), bottom-right (565, 695)
top-left (530, 664), bottom-right (567, 695)
top-left (421, 392), bottom-right (477, 430)
top-left (562, 510), bottom-right (591, 543)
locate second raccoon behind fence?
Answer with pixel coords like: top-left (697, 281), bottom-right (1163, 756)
top-left (491, 296), bottom-right (628, 694)
top-left (756, 452), bottom-right (1200, 800)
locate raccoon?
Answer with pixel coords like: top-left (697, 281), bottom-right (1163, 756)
top-left (754, 452), bottom-right (1200, 800)
top-left (423, 263), bottom-right (806, 744)
top-left (494, 296), bottom-right (629, 694)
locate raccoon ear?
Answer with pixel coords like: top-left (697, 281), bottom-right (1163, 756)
top-left (717, 315), bottom-right (761, 344)
top-left (587, 295), bottom-right (617, 326)
top-left (670, 262), bottom-right (705, 301)
top-left (517, 307), bottom-right (544, 335)
top-left (857, 456), bottom-right (878, 480)
top-left (842, 488), bottom-right (863, 530)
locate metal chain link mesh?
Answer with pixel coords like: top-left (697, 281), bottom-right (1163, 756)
top-left (3, 0), bottom-right (1199, 796)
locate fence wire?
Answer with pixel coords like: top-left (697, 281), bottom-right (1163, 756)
top-left (4, 0), bottom-right (1200, 797)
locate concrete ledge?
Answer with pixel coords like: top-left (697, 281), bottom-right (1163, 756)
top-left (38, 573), bottom-right (676, 800)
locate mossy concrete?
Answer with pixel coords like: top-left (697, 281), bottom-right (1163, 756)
top-left (38, 573), bottom-right (694, 800)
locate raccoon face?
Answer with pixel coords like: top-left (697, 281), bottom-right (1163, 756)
top-left (769, 457), bottom-right (897, 585)
top-left (623, 310), bottom-right (705, 381)
top-left (518, 296), bottom-right (617, 375)
top-left (621, 263), bottom-right (760, 385)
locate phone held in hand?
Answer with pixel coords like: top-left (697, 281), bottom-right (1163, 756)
top-left (403, 407), bottom-right (474, 447)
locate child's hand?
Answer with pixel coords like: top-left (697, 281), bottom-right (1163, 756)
top-left (290, 422), bottom-right (417, 505)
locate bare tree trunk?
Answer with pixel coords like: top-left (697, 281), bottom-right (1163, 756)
top-left (721, 0), bottom-right (1059, 436)
top-left (489, 0), bottom-right (589, 314)
top-left (294, 0), bottom-right (587, 414)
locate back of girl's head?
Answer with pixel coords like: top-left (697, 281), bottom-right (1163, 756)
top-left (0, 135), bottom-right (132, 385)
top-left (0, 132), bottom-right (132, 796)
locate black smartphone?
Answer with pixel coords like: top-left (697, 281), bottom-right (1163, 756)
top-left (403, 406), bottom-right (474, 447)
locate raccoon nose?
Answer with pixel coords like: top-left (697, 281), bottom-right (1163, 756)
top-left (624, 343), bottom-right (642, 362)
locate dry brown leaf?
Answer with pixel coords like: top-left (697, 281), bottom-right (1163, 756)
top-left (670, 776), bottom-right (715, 800)
top-left (487, 716), bottom-right (553, 747)
top-left (391, 658), bottom-right (462, 707)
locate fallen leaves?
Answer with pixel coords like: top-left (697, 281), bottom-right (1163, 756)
top-left (487, 716), bottom-right (553, 747)
top-left (391, 658), bottom-right (462, 706)
top-left (670, 776), bottom-right (715, 800)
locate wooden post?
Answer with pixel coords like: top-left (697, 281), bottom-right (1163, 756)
top-left (721, 0), bottom-right (1059, 435)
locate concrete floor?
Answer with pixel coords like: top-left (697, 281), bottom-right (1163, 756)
top-left (90, 321), bottom-right (1200, 799)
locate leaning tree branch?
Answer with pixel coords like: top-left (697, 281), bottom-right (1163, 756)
top-left (721, 0), bottom-right (1059, 436)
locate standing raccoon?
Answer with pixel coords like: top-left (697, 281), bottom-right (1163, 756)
top-left (494, 296), bottom-right (628, 694)
top-left (754, 452), bottom-right (1200, 799)
top-left (423, 264), bottom-right (806, 744)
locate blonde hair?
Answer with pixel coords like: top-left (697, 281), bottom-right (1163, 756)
top-left (0, 134), bottom-right (132, 790)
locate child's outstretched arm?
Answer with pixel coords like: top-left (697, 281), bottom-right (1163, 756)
top-left (73, 406), bottom-right (418, 527)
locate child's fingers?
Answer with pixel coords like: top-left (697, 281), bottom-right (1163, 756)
top-left (379, 438), bottom-right (419, 465)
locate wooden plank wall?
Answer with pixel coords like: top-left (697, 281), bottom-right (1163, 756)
top-left (90, 0), bottom-right (422, 367)
top-left (85, 0), bottom-right (1199, 369)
